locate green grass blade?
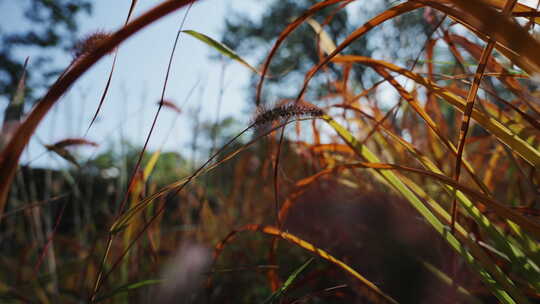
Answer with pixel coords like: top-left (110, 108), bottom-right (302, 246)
top-left (94, 279), bottom-right (162, 302)
top-left (263, 258), bottom-right (314, 304)
top-left (182, 29), bottom-right (258, 74)
top-left (322, 114), bottom-right (528, 304)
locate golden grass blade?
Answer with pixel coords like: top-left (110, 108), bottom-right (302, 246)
top-left (121, 148), bottom-right (161, 284)
top-left (421, 260), bottom-right (483, 304)
top-left (213, 224), bottom-right (399, 304)
top-left (483, 145), bottom-right (504, 189)
top-left (143, 149), bottom-right (161, 181)
top-left (306, 18), bottom-right (337, 56)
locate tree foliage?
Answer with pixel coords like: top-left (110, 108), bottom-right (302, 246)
top-left (0, 0), bottom-right (92, 101)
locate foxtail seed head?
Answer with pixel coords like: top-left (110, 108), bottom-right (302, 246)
top-left (72, 31), bottom-right (112, 59)
top-left (254, 103), bottom-right (324, 126)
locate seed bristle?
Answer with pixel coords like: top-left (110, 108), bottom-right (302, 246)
top-left (73, 31), bottom-right (112, 59)
top-left (254, 102), bottom-right (324, 126)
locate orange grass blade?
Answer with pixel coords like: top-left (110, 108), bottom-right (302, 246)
top-left (373, 66), bottom-right (491, 195)
top-left (451, 0), bottom-right (518, 232)
top-left (330, 55), bottom-right (540, 167)
top-left (296, 2), bottom-right (424, 101)
top-left (482, 0), bottom-right (540, 24)
top-left (255, 0), bottom-right (352, 106)
top-left (310, 143), bottom-right (355, 155)
top-left (421, 0), bottom-right (540, 74)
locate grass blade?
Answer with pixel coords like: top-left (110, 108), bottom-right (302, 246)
top-left (182, 30), bottom-right (259, 74)
top-left (214, 224), bottom-right (399, 304)
top-left (322, 115), bottom-right (528, 304)
top-left (262, 258), bottom-right (314, 304)
top-left (93, 279), bottom-right (162, 302)
top-left (451, 0), bottom-right (517, 232)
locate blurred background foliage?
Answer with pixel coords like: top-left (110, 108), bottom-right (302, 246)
top-left (0, 0), bottom-right (92, 102)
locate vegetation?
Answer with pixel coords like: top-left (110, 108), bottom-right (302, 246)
top-left (0, 0), bottom-right (92, 101)
top-left (1, 0), bottom-right (540, 303)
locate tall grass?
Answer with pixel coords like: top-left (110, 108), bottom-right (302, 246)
top-left (1, 0), bottom-right (540, 303)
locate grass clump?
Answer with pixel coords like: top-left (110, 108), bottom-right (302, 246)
top-left (1, 0), bottom-right (540, 303)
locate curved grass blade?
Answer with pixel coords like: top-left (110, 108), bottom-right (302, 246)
top-left (85, 0), bottom-right (140, 135)
top-left (255, 0), bottom-right (351, 105)
top-left (420, 0), bottom-right (540, 74)
top-left (182, 30), bottom-right (259, 74)
top-left (213, 224), bottom-right (399, 304)
top-left (306, 18), bottom-right (337, 56)
top-left (288, 2), bottom-right (540, 167)
top-left (296, 2), bottom-right (424, 101)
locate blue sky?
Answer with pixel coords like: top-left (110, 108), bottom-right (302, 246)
top-left (1, 0), bottom-right (263, 167)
